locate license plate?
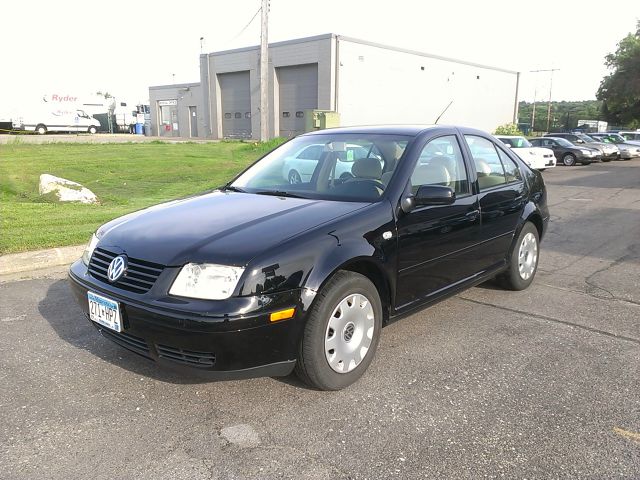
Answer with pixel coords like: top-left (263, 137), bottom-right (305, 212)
top-left (88, 291), bottom-right (122, 332)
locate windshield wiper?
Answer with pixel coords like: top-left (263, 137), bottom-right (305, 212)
top-left (254, 190), bottom-right (306, 199)
top-left (222, 185), bottom-right (247, 193)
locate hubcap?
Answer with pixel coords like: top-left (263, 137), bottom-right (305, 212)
top-left (289, 171), bottom-right (301, 184)
top-left (518, 232), bottom-right (538, 280)
top-left (324, 294), bottom-right (375, 373)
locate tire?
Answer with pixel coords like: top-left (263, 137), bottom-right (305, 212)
top-left (36, 124), bottom-right (47, 135)
top-left (88, 126), bottom-right (97, 134)
top-left (295, 271), bottom-right (382, 390)
top-left (496, 222), bottom-right (540, 291)
top-left (562, 153), bottom-right (576, 166)
top-left (288, 170), bottom-right (302, 184)
top-left (602, 158), bottom-right (611, 162)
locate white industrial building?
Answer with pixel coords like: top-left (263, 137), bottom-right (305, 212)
top-left (149, 34), bottom-right (520, 139)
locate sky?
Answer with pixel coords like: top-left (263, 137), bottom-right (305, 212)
top-left (1, 0), bottom-right (639, 116)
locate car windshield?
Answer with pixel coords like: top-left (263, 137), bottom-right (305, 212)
top-left (579, 134), bottom-right (596, 142)
top-left (605, 134), bottom-right (626, 143)
top-left (229, 133), bottom-right (412, 202)
top-left (499, 136), bottom-right (532, 148)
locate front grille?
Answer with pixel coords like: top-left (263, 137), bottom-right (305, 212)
top-left (88, 248), bottom-right (164, 294)
top-left (156, 344), bottom-right (216, 367)
top-left (96, 325), bottom-right (151, 358)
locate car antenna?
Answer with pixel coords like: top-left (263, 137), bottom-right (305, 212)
top-left (434, 101), bottom-right (453, 125)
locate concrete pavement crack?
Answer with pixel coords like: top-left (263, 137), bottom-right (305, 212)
top-left (458, 297), bottom-right (640, 345)
top-left (583, 249), bottom-right (640, 306)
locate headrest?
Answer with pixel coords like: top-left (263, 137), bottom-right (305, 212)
top-left (352, 157), bottom-right (382, 179)
top-left (411, 163), bottom-right (451, 187)
top-left (474, 159), bottom-right (492, 176)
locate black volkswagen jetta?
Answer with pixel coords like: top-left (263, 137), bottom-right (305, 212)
top-left (69, 125), bottom-right (549, 390)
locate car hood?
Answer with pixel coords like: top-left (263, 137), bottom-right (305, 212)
top-left (98, 191), bottom-right (368, 266)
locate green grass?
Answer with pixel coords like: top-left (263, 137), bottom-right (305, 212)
top-left (0, 139), bottom-right (285, 253)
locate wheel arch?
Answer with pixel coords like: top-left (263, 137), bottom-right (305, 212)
top-left (312, 257), bottom-right (393, 326)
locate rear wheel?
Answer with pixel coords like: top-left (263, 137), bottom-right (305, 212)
top-left (36, 124), bottom-right (47, 135)
top-left (288, 170), bottom-right (302, 184)
top-left (295, 271), bottom-right (382, 390)
top-left (496, 221), bottom-right (539, 291)
top-left (88, 126), bottom-right (97, 134)
top-left (562, 153), bottom-right (576, 166)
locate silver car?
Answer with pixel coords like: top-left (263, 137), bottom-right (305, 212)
top-left (589, 133), bottom-right (640, 160)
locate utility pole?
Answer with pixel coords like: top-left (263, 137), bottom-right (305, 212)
top-left (545, 69), bottom-right (559, 132)
top-left (530, 68), bottom-right (559, 133)
top-left (259, 0), bottom-right (269, 141)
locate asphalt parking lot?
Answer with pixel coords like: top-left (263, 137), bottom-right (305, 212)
top-left (1, 161), bottom-right (639, 479)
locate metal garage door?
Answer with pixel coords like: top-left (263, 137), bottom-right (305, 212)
top-left (278, 63), bottom-right (318, 137)
top-left (219, 71), bottom-right (251, 138)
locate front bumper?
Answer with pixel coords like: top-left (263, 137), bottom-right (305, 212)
top-left (68, 260), bottom-right (306, 379)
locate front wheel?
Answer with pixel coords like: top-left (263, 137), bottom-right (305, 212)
top-left (562, 153), bottom-right (576, 166)
top-left (295, 271), bottom-right (382, 390)
top-left (496, 222), bottom-right (540, 291)
top-left (36, 124), bottom-right (47, 135)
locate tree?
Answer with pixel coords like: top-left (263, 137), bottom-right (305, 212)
top-left (597, 21), bottom-right (640, 128)
top-left (494, 123), bottom-right (523, 135)
top-left (517, 100), bottom-right (602, 132)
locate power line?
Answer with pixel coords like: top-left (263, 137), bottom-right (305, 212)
top-left (229, 7), bottom-right (261, 43)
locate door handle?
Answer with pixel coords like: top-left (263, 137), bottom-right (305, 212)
top-left (465, 210), bottom-right (480, 221)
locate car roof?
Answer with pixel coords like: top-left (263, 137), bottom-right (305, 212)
top-left (300, 125), bottom-right (444, 137)
top-left (495, 135), bottom-right (524, 139)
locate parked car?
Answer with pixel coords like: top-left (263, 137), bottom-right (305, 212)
top-left (496, 135), bottom-right (556, 170)
top-left (587, 133), bottom-right (640, 160)
top-left (619, 131), bottom-right (640, 142)
top-left (530, 137), bottom-right (600, 166)
top-left (69, 125), bottom-right (549, 390)
top-left (544, 132), bottom-right (619, 161)
top-left (282, 143), bottom-right (381, 184)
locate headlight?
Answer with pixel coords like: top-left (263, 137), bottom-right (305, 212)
top-left (581, 149), bottom-right (592, 155)
top-left (81, 233), bottom-right (100, 265)
top-left (169, 263), bottom-right (245, 300)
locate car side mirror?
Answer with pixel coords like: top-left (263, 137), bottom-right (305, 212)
top-left (402, 185), bottom-right (456, 213)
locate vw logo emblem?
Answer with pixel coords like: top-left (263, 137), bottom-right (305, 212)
top-left (107, 255), bottom-right (127, 283)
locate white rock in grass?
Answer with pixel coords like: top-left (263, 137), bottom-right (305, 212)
top-left (38, 174), bottom-right (98, 204)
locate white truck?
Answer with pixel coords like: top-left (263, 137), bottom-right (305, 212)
top-left (12, 107), bottom-right (101, 135)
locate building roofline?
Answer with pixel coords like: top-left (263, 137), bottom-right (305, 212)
top-left (205, 33), bottom-right (335, 57)
top-left (149, 82), bottom-right (201, 90)
top-left (335, 35), bottom-right (518, 75)
top-left (203, 33), bottom-right (517, 75)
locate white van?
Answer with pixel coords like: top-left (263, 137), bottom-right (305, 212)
top-left (12, 108), bottom-right (101, 135)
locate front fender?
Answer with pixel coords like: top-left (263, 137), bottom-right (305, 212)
top-left (237, 201), bottom-right (396, 301)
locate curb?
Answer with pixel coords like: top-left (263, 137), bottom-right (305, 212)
top-left (0, 244), bottom-right (85, 276)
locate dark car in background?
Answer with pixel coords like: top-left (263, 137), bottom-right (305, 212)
top-left (530, 137), bottom-right (600, 166)
top-left (544, 132), bottom-right (618, 161)
top-left (68, 125), bottom-right (549, 390)
top-left (589, 133), bottom-right (640, 160)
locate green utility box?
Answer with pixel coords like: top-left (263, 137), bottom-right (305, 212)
top-left (304, 110), bottom-right (340, 132)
